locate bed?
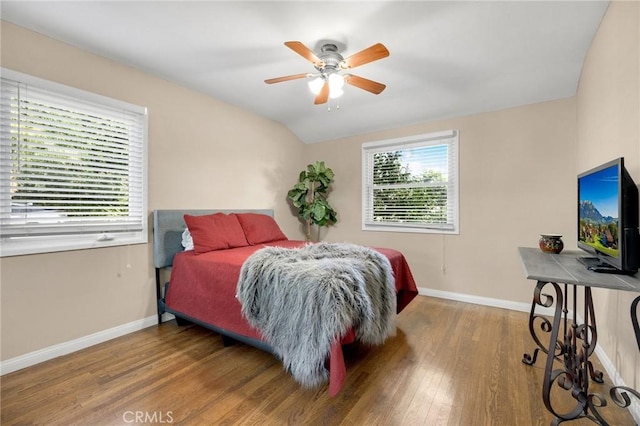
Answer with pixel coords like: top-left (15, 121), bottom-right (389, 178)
top-left (153, 209), bottom-right (418, 396)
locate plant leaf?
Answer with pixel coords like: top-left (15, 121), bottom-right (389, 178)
top-left (288, 160), bottom-right (337, 232)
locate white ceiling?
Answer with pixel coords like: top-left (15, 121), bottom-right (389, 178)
top-left (1, 1), bottom-right (609, 144)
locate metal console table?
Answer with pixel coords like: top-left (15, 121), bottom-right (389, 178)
top-left (518, 247), bottom-right (640, 425)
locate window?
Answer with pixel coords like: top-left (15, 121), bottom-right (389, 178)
top-left (362, 130), bottom-right (459, 234)
top-left (0, 69), bottom-right (148, 257)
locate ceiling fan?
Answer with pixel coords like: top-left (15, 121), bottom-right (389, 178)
top-left (265, 41), bottom-right (389, 105)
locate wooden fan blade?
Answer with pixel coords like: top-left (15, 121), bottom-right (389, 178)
top-left (285, 41), bottom-right (323, 67)
top-left (341, 43), bottom-right (389, 69)
top-left (314, 81), bottom-right (329, 105)
top-left (264, 73), bottom-right (308, 84)
top-left (345, 74), bottom-right (386, 94)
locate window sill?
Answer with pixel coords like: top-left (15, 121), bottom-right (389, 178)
top-left (0, 232), bottom-right (147, 257)
top-left (362, 224), bottom-right (459, 235)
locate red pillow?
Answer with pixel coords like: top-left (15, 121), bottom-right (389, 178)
top-left (183, 213), bottom-right (248, 254)
top-left (220, 213), bottom-right (250, 248)
top-left (234, 213), bottom-right (287, 245)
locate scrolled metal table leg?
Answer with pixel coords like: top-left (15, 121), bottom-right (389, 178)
top-left (632, 295), bottom-right (640, 352)
top-left (587, 385), bottom-right (640, 425)
top-left (523, 281), bottom-right (565, 366)
top-left (540, 282), bottom-right (588, 423)
top-left (582, 287), bottom-right (603, 383)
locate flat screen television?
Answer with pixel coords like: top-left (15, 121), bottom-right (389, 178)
top-left (577, 157), bottom-right (639, 275)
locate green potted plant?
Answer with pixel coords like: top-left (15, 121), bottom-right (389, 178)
top-left (287, 161), bottom-right (338, 241)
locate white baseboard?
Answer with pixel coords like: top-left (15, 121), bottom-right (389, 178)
top-left (418, 286), bottom-right (558, 316)
top-left (0, 315), bottom-right (159, 376)
top-left (419, 287), bottom-right (640, 424)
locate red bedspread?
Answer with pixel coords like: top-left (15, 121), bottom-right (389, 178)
top-left (165, 240), bottom-right (418, 395)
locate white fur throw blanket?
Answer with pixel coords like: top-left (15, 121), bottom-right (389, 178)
top-left (236, 242), bottom-right (397, 388)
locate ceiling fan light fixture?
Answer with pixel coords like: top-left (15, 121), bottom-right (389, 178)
top-left (328, 73), bottom-right (345, 89)
top-left (328, 73), bottom-right (345, 99)
top-left (308, 77), bottom-right (325, 95)
top-left (329, 87), bottom-right (344, 100)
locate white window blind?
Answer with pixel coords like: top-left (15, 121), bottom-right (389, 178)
top-left (362, 130), bottom-right (459, 234)
top-left (0, 69), bottom-right (148, 256)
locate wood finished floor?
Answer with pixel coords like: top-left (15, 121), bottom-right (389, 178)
top-left (1, 296), bottom-right (636, 425)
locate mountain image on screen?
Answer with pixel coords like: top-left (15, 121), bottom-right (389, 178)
top-left (578, 200), bottom-right (619, 257)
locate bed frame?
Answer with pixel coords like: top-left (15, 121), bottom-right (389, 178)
top-left (152, 208), bottom-right (275, 352)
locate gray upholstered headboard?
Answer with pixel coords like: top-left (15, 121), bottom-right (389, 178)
top-left (152, 209), bottom-right (274, 269)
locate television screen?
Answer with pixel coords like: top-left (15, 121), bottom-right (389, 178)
top-left (578, 162), bottom-right (620, 259)
top-left (578, 157), bottom-right (639, 275)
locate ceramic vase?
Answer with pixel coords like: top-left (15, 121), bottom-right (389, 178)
top-left (539, 234), bottom-right (564, 254)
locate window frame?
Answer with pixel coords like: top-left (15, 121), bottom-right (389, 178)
top-left (361, 130), bottom-right (459, 235)
top-left (0, 68), bottom-right (148, 257)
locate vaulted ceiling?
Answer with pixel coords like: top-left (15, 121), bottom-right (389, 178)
top-left (1, 1), bottom-right (609, 143)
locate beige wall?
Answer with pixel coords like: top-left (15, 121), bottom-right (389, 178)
top-left (0, 22), bottom-right (306, 360)
top-left (576, 1), bottom-right (640, 392)
top-left (306, 98), bottom-right (577, 303)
